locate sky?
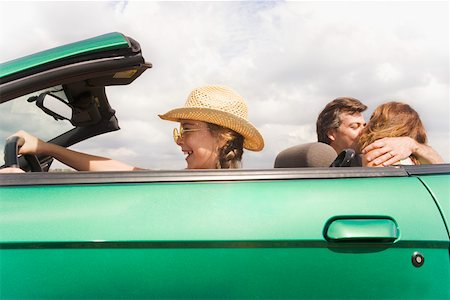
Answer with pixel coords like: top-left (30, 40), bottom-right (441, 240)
top-left (0, 1), bottom-right (449, 169)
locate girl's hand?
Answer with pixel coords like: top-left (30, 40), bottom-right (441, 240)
top-left (9, 130), bottom-right (44, 155)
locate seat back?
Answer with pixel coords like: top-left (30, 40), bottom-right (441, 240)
top-left (274, 142), bottom-right (337, 168)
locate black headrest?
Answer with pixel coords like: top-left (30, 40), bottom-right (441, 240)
top-left (274, 142), bottom-right (338, 168)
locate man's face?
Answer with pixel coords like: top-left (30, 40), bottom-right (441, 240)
top-left (328, 112), bottom-right (366, 153)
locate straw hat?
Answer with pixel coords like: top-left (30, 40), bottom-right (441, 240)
top-left (158, 85), bottom-right (264, 151)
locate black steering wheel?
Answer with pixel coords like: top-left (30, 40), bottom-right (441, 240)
top-left (4, 136), bottom-right (43, 172)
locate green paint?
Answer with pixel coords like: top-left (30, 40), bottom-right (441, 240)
top-left (1, 176), bottom-right (449, 298)
top-left (0, 32), bottom-right (128, 78)
top-left (418, 174), bottom-right (450, 236)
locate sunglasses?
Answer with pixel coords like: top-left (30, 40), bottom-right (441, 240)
top-left (173, 126), bottom-right (207, 143)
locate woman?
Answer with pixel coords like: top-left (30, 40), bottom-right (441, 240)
top-left (359, 101), bottom-right (427, 166)
top-left (2, 85), bottom-right (264, 171)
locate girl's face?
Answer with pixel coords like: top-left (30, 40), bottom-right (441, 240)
top-left (175, 120), bottom-right (223, 169)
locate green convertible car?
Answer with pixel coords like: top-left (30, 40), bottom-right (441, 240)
top-left (0, 32), bottom-right (449, 299)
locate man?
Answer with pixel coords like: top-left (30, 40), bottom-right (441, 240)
top-left (316, 97), bottom-right (443, 166)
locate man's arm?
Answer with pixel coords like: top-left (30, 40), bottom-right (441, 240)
top-left (362, 136), bottom-right (444, 166)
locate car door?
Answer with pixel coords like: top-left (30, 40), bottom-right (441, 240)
top-left (1, 167), bottom-right (449, 299)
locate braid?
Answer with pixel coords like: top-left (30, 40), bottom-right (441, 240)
top-left (217, 135), bottom-right (244, 169)
top-left (207, 123), bottom-right (244, 169)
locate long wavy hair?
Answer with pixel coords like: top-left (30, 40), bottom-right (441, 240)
top-left (207, 123), bottom-right (244, 169)
top-left (359, 102), bottom-right (427, 163)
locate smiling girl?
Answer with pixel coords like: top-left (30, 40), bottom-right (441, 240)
top-left (159, 85), bottom-right (264, 169)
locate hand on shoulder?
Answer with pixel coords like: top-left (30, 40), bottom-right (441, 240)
top-left (362, 136), bottom-right (443, 166)
top-left (362, 137), bottom-right (417, 166)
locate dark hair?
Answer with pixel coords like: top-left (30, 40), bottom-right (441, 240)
top-left (207, 123), bottom-right (244, 169)
top-left (316, 97), bottom-right (367, 144)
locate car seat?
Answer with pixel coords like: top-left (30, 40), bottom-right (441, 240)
top-left (274, 142), bottom-right (338, 168)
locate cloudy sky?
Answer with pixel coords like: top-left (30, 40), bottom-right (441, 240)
top-left (1, 1), bottom-right (449, 169)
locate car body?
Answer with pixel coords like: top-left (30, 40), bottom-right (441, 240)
top-left (0, 32), bottom-right (449, 299)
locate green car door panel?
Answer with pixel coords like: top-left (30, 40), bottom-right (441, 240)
top-left (1, 175), bottom-right (449, 299)
top-left (0, 248), bottom-right (448, 299)
top-left (0, 177), bottom-right (448, 242)
top-left (417, 174), bottom-right (450, 237)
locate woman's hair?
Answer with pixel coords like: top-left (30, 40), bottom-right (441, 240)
top-left (207, 123), bottom-right (244, 169)
top-left (359, 102), bottom-right (427, 158)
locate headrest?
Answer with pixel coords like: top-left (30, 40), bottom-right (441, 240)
top-left (274, 142), bottom-right (338, 168)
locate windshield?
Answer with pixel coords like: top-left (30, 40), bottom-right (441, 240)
top-left (0, 85), bottom-right (74, 165)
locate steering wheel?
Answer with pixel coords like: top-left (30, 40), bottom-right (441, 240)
top-left (3, 136), bottom-right (43, 172)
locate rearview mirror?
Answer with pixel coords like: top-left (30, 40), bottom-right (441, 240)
top-left (36, 93), bottom-right (73, 120)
